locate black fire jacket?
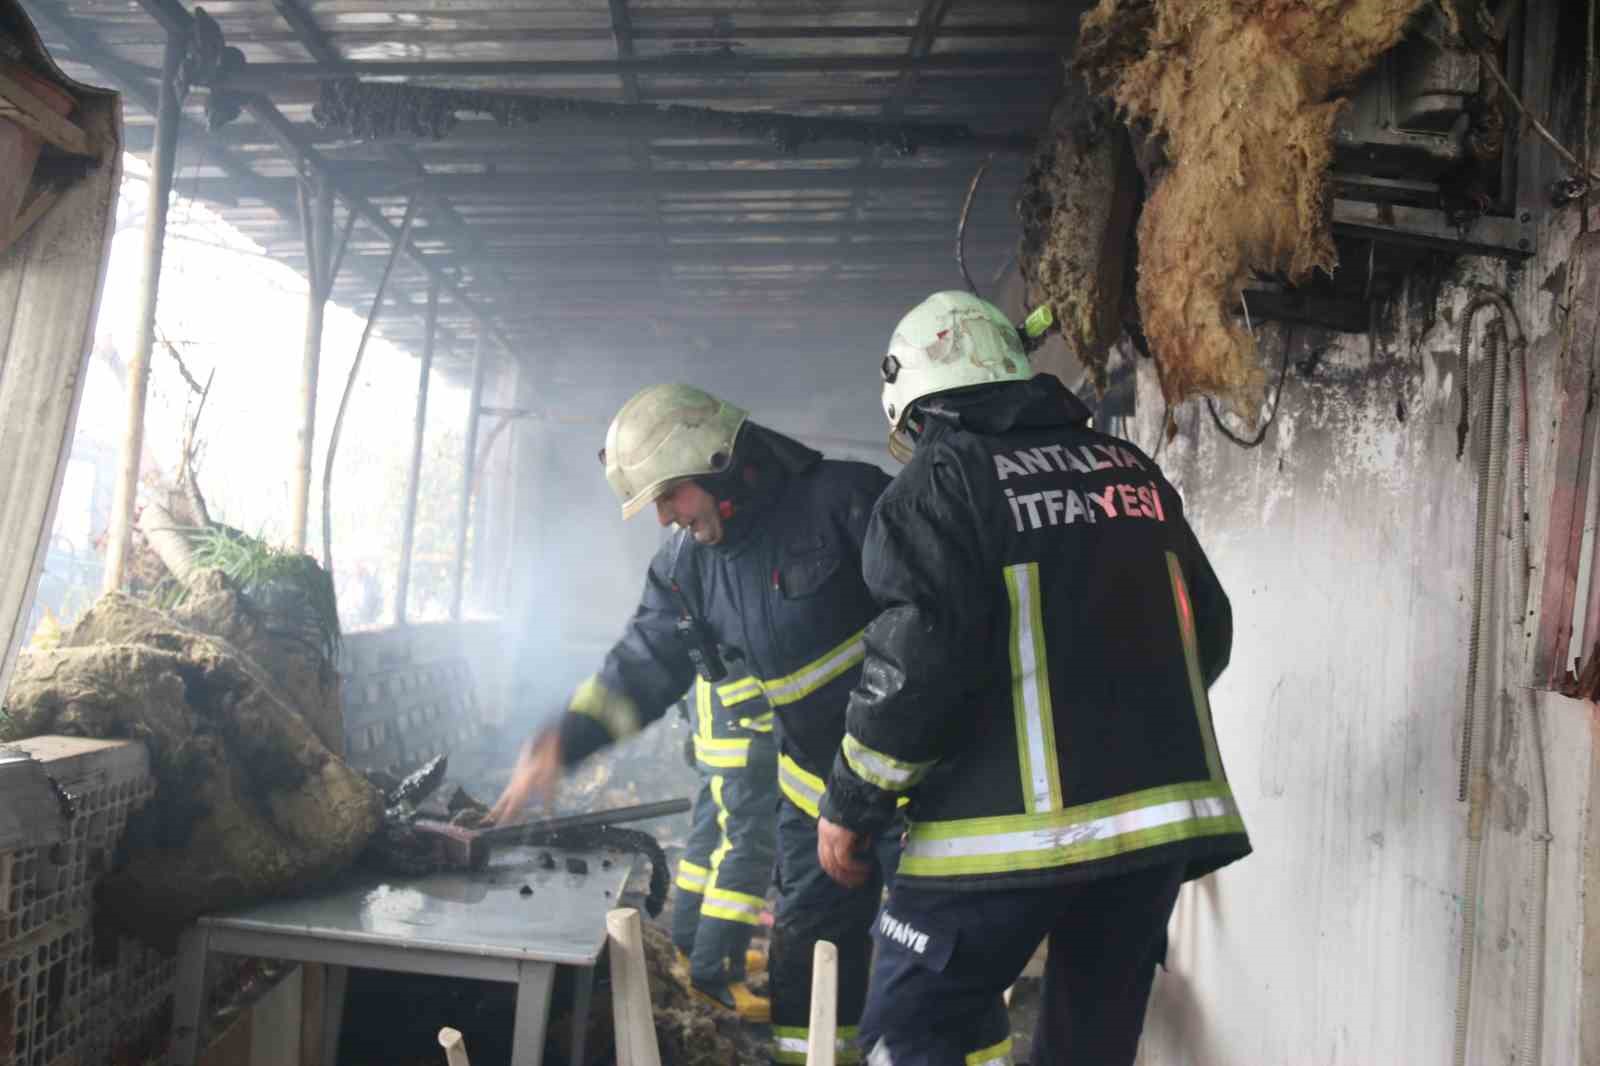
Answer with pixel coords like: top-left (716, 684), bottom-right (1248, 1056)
top-left (820, 375), bottom-right (1252, 890)
top-left (559, 426), bottom-right (889, 818)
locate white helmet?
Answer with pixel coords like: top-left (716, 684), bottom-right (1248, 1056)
top-left (881, 290), bottom-right (1032, 461)
top-left (602, 384), bottom-right (748, 519)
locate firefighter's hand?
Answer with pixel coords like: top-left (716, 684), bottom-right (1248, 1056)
top-left (488, 729), bottom-right (562, 825)
top-left (818, 817), bottom-right (872, 889)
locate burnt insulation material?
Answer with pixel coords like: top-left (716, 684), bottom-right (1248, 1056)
top-left (1077, 0), bottom-right (1430, 416)
top-left (1017, 75), bottom-right (1140, 394)
top-left (1, 587), bottom-right (382, 948)
top-left (313, 78), bottom-right (1016, 155)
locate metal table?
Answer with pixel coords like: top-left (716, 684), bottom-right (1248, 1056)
top-left (169, 845), bottom-right (633, 1066)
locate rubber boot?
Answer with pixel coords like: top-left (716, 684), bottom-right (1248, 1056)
top-left (729, 981), bottom-right (772, 1024)
top-left (690, 978), bottom-right (738, 1012)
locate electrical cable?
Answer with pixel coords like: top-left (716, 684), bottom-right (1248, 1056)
top-left (1204, 330), bottom-right (1294, 449)
top-left (1203, 295), bottom-right (1293, 449)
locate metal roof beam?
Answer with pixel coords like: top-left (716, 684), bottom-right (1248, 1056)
top-left (350, 163), bottom-right (1024, 196)
top-left (215, 51), bottom-right (1058, 91)
top-left (607, 0), bottom-right (675, 305)
top-left (820, 0), bottom-right (961, 294)
top-left (161, 165), bottom-right (1025, 203)
top-left (124, 0), bottom-right (513, 354)
top-left (25, 1), bottom-right (291, 214)
top-left (220, 24), bottom-right (1069, 46)
top-left (266, 0), bottom-right (532, 315)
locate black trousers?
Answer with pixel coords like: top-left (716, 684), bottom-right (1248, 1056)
top-left (860, 862), bottom-right (1184, 1066)
top-left (769, 796), bottom-right (901, 1063)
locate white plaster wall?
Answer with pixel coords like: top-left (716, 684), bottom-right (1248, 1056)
top-left (1131, 229), bottom-right (1596, 1064)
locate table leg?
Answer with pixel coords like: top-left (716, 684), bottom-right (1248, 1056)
top-left (169, 925), bottom-right (210, 1066)
top-left (321, 964), bottom-right (349, 1066)
top-left (569, 965), bottom-right (595, 1066)
top-left (510, 960), bottom-right (557, 1066)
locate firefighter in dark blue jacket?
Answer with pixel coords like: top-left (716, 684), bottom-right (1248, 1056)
top-left (669, 671), bottom-right (778, 1021)
top-left (816, 293), bottom-right (1252, 1066)
top-left (489, 384), bottom-right (893, 1059)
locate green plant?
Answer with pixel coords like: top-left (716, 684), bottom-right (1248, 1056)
top-left (172, 525), bottom-right (343, 661)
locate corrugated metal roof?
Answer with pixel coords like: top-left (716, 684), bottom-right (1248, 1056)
top-left (25, 0), bottom-right (1077, 375)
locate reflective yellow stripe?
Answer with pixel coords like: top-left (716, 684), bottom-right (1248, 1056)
top-left (694, 734), bottom-right (751, 769)
top-left (757, 628), bottom-right (867, 706)
top-left (695, 678), bottom-right (714, 742)
top-left (569, 676), bottom-right (640, 740)
top-left (778, 753), bottom-right (824, 818)
top-left (739, 711), bottom-right (775, 733)
top-left (695, 736), bottom-right (752, 752)
top-left (716, 676), bottom-right (764, 706)
top-left (843, 734), bottom-right (936, 791)
top-left (702, 885), bottom-right (766, 926)
top-left (697, 751), bottom-right (750, 769)
top-left (900, 780), bottom-right (1243, 878)
top-left (1004, 563), bottom-right (1061, 813)
top-left (675, 860), bottom-right (709, 894)
top-left (707, 774), bottom-right (733, 879)
top-left (1167, 551), bottom-right (1223, 781)
top-left (966, 1037), bottom-right (1013, 1066)
top-left (773, 1027), bottom-right (859, 1064)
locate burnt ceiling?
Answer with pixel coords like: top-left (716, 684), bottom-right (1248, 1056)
top-left (25, 0), bottom-right (1079, 395)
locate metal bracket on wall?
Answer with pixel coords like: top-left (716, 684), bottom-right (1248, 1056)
top-left (1327, 0), bottom-right (1552, 261)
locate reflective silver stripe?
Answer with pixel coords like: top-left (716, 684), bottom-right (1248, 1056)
top-left (1167, 550), bottom-right (1224, 780)
top-left (774, 1031), bottom-right (860, 1057)
top-left (759, 629), bottom-right (867, 706)
top-left (903, 793), bottom-right (1237, 866)
top-left (716, 676), bottom-right (764, 706)
top-left (702, 887), bottom-right (765, 925)
top-left (1005, 563), bottom-right (1060, 813)
top-left (778, 754), bottom-right (824, 817)
top-left (842, 735), bottom-right (935, 790)
top-left (773, 1030), bottom-right (809, 1064)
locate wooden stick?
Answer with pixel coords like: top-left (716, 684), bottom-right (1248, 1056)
top-left (807, 940), bottom-right (839, 1066)
top-left (437, 1027), bottom-right (471, 1066)
top-left (606, 908), bottom-right (662, 1066)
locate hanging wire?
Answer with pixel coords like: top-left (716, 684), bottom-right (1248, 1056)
top-left (1205, 294), bottom-right (1294, 449)
top-left (956, 155), bottom-right (993, 296)
top-left (1151, 399), bottom-right (1175, 462)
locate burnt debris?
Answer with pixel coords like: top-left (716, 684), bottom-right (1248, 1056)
top-left (312, 78), bottom-right (1014, 156)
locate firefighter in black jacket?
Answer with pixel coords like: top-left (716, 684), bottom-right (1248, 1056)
top-left (488, 384), bottom-right (893, 1058)
top-left (816, 293), bottom-right (1252, 1066)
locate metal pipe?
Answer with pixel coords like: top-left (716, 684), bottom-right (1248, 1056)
top-left (450, 335), bottom-right (488, 621)
top-left (1454, 314), bottom-right (1507, 1066)
top-left (103, 30), bottom-right (183, 594)
top-left (320, 191), bottom-right (419, 577)
top-left (290, 172), bottom-right (333, 553)
top-left (395, 278), bottom-right (439, 625)
top-left (1505, 325), bottom-right (1549, 1066)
